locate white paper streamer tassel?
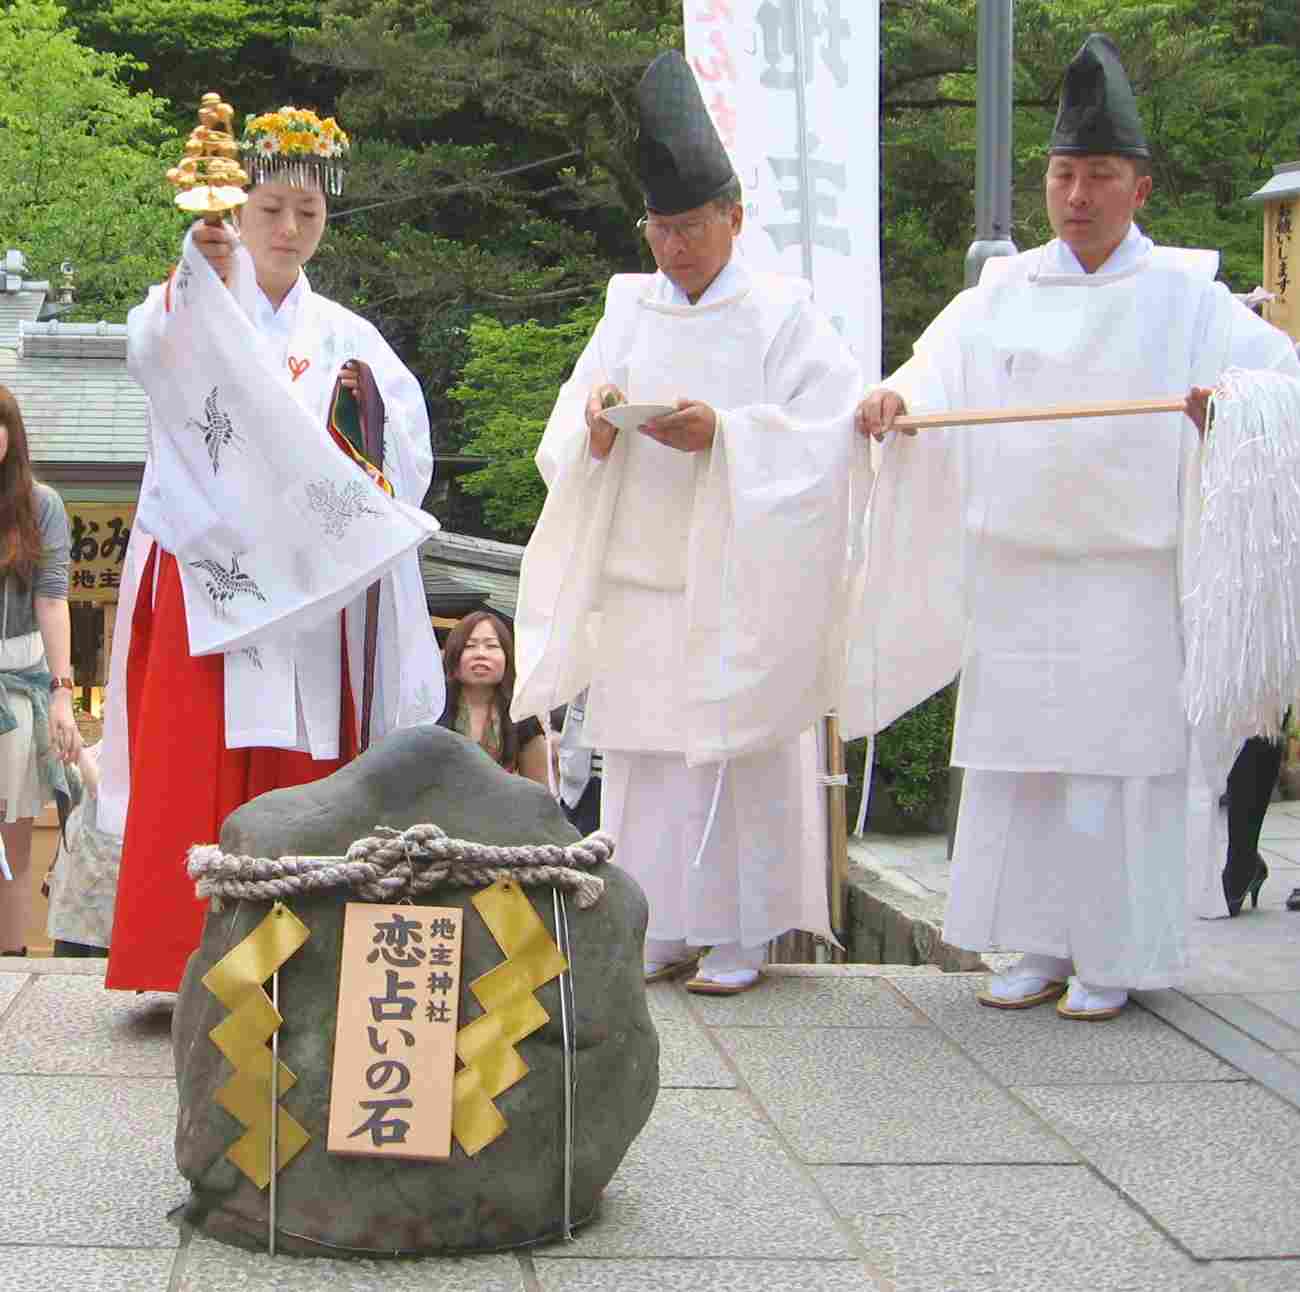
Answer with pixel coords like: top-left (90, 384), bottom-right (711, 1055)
top-left (1184, 367), bottom-right (1300, 780)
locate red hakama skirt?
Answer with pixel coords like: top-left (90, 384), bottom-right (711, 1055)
top-left (104, 545), bottom-right (358, 991)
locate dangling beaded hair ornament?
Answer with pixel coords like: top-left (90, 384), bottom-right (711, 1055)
top-left (1183, 367), bottom-right (1300, 777)
top-left (239, 107), bottom-right (349, 196)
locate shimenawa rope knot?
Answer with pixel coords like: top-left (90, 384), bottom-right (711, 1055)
top-left (187, 824), bottom-right (615, 909)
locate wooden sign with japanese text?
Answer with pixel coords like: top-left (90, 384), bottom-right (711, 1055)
top-left (68, 502), bottom-right (136, 603)
top-left (327, 904), bottom-right (464, 1160)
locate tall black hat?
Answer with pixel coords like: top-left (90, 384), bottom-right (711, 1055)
top-left (1049, 34), bottom-right (1150, 158)
top-left (636, 51), bottom-right (736, 215)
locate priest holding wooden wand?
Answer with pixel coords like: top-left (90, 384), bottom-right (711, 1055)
top-left (847, 34), bottom-right (1300, 1020)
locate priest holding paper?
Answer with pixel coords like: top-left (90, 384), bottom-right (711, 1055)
top-left (511, 53), bottom-right (862, 995)
top-left (103, 107), bottom-right (443, 992)
top-left (850, 34), bottom-right (1300, 1019)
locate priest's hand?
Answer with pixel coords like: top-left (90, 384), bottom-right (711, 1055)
top-left (640, 400), bottom-right (716, 453)
top-left (1185, 386), bottom-right (1213, 439)
top-left (586, 384), bottom-right (625, 460)
top-left (340, 360), bottom-right (360, 392)
top-left (191, 219), bottom-right (236, 285)
top-left (855, 389), bottom-right (913, 441)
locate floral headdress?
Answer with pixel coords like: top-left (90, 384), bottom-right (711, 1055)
top-left (239, 106), bottom-right (350, 196)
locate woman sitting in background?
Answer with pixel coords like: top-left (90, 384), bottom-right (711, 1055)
top-left (439, 611), bottom-right (549, 785)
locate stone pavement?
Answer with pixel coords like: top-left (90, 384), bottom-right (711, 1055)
top-left (4, 920), bottom-right (1300, 1291)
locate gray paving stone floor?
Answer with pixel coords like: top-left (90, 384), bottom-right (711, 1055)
top-left (4, 948), bottom-right (1300, 1291)
top-left (7, 801), bottom-right (1300, 1292)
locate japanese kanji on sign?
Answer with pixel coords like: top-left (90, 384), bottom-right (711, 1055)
top-left (67, 502), bottom-right (135, 603)
top-left (327, 904), bottom-right (465, 1160)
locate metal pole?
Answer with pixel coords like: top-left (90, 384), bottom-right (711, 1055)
top-left (825, 713), bottom-right (848, 963)
top-left (552, 889), bottom-right (575, 1241)
top-left (951, 0), bottom-right (1018, 855)
top-left (965, 0), bottom-right (1018, 288)
top-left (268, 966), bottom-right (280, 1257)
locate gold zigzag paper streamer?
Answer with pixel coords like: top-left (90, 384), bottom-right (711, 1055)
top-left (452, 879), bottom-right (568, 1156)
top-left (202, 902), bottom-right (312, 1189)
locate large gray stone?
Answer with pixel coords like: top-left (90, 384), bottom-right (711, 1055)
top-left (220, 722), bottom-right (579, 857)
top-left (171, 724), bottom-right (658, 1257)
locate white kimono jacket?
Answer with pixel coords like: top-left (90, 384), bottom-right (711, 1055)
top-left (99, 232), bottom-right (444, 835)
top-left (512, 259), bottom-right (867, 759)
top-left (841, 227), bottom-right (1300, 922)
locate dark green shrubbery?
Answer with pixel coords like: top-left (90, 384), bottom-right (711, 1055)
top-left (846, 682), bottom-right (957, 832)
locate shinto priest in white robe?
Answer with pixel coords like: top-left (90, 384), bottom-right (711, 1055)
top-left (101, 229), bottom-right (442, 990)
top-left (511, 258), bottom-right (865, 949)
top-left (841, 225), bottom-right (1300, 988)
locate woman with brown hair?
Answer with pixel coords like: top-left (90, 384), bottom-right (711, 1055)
top-left (438, 611), bottom-right (548, 785)
top-left (0, 387), bottom-right (81, 956)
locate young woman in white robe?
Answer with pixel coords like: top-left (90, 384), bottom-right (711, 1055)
top-left (103, 110), bottom-right (442, 992)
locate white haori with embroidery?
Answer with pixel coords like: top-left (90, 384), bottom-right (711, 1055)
top-left (129, 230), bottom-right (437, 657)
top-left (98, 231), bottom-right (444, 834)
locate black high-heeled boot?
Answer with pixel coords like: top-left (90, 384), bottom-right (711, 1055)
top-left (1223, 736), bottom-right (1282, 915)
top-left (1224, 856), bottom-right (1269, 917)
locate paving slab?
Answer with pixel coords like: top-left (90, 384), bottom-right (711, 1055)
top-left (0, 972), bottom-right (173, 1075)
top-left (687, 974), bottom-right (925, 1029)
top-left (0, 1246), bottom-right (176, 1292)
top-left (1214, 1259), bottom-right (1300, 1291)
top-left (177, 1233), bottom-right (524, 1290)
top-left (814, 1164), bottom-right (1232, 1292)
top-left (533, 1259), bottom-right (878, 1291)
top-left (891, 973), bottom-right (1238, 1085)
top-left (0, 969), bottom-right (25, 1015)
top-left (644, 979), bottom-right (695, 1022)
top-left (534, 1090), bottom-right (853, 1260)
top-left (655, 1019), bottom-right (736, 1089)
top-left (716, 1026), bottom-right (1075, 1165)
top-left (1, 1075), bottom-right (184, 1247)
top-left (0, 956), bottom-right (108, 976)
top-left (1191, 994), bottom-right (1300, 1051)
top-left (1247, 992), bottom-right (1300, 1031)
top-left (1016, 1082), bottom-right (1300, 1259)
top-left (1181, 911), bottom-right (1300, 994)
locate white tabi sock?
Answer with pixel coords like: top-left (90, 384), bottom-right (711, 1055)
top-left (1064, 977), bottom-right (1129, 1014)
top-left (986, 953), bottom-right (1073, 1003)
top-left (696, 942), bottom-right (765, 988)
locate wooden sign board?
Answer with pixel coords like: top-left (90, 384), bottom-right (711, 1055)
top-left (67, 503), bottom-right (136, 604)
top-left (327, 904), bottom-right (464, 1160)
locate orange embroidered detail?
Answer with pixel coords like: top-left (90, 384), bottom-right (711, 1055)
top-left (288, 356), bottom-right (311, 381)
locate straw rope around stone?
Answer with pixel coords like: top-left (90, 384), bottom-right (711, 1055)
top-left (186, 823), bottom-right (615, 910)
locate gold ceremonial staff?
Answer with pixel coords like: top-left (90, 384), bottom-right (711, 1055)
top-left (166, 91), bottom-right (249, 222)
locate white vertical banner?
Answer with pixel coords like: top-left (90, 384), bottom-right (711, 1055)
top-left (682, 0), bottom-right (881, 381)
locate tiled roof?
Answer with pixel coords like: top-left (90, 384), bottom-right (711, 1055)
top-left (20, 321), bottom-right (127, 360)
top-left (0, 289), bottom-right (46, 349)
top-left (421, 532), bottom-right (523, 620)
top-left (0, 344), bottom-right (148, 467)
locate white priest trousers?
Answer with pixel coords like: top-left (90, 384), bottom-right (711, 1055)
top-left (601, 735), bottom-right (831, 949)
top-left (943, 768), bottom-right (1189, 989)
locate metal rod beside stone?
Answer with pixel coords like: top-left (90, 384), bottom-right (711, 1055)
top-left (552, 888), bottom-right (576, 1240)
top-left (269, 965), bottom-right (280, 1257)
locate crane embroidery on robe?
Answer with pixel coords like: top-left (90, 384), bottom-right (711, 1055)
top-left (190, 554), bottom-right (268, 612)
top-left (305, 477), bottom-right (383, 540)
top-left (187, 386), bottom-right (243, 474)
top-left (174, 261), bottom-right (194, 306)
top-left (242, 646), bottom-right (263, 671)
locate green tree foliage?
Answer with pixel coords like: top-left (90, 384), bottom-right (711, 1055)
top-left (447, 302), bottom-right (602, 540)
top-left (0, 0), bottom-right (180, 320)
top-left (880, 0), bottom-right (1300, 368)
top-left (61, 0), bottom-right (337, 128)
